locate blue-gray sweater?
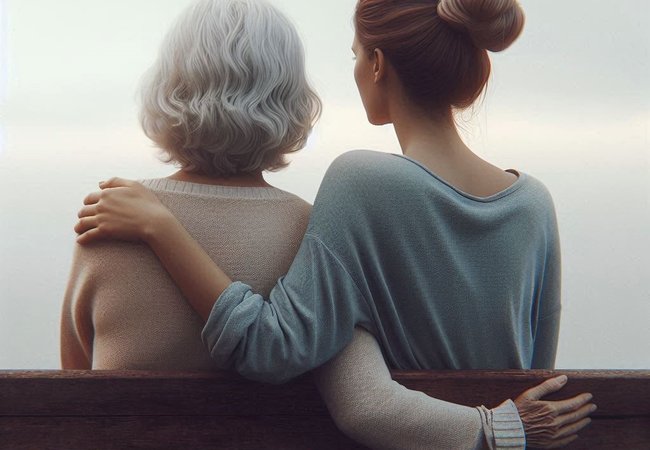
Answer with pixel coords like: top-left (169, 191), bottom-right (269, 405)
top-left (203, 150), bottom-right (561, 383)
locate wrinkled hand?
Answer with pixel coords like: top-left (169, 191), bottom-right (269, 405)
top-left (514, 375), bottom-right (596, 449)
top-left (75, 177), bottom-right (171, 245)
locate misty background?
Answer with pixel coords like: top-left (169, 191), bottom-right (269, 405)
top-left (0, 0), bottom-right (648, 369)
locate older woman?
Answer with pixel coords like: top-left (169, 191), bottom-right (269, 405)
top-left (61, 0), bottom-right (319, 371)
top-left (71, 0), bottom-right (595, 448)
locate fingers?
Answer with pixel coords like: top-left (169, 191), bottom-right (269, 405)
top-left (100, 177), bottom-right (138, 189)
top-left (556, 402), bottom-right (597, 427)
top-left (76, 228), bottom-right (104, 245)
top-left (78, 205), bottom-right (97, 218)
top-left (555, 417), bottom-right (593, 440)
top-left (84, 191), bottom-right (101, 206)
top-left (533, 401), bottom-right (595, 449)
top-left (523, 375), bottom-right (568, 401)
top-left (551, 393), bottom-right (594, 415)
top-left (74, 217), bottom-right (98, 235)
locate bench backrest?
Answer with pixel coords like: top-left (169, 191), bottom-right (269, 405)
top-left (1, 370), bottom-right (648, 449)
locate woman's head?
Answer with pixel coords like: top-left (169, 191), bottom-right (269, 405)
top-left (354, 0), bottom-right (524, 115)
top-left (140, 0), bottom-right (321, 177)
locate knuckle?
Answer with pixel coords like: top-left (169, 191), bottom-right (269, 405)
top-left (544, 377), bottom-right (558, 387)
top-left (550, 421), bottom-right (561, 435)
top-left (542, 404), bottom-right (556, 416)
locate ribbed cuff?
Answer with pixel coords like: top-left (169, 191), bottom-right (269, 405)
top-left (477, 400), bottom-right (525, 450)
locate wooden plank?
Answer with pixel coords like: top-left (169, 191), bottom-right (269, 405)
top-left (0, 371), bottom-right (325, 416)
top-left (0, 417), bottom-right (647, 450)
top-left (1, 370), bottom-right (648, 417)
top-left (0, 370), bottom-right (648, 449)
top-left (0, 416), bottom-right (365, 450)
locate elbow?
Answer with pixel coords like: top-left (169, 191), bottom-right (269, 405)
top-left (331, 411), bottom-right (364, 441)
top-left (328, 405), bottom-right (379, 447)
top-left (231, 347), bottom-right (313, 385)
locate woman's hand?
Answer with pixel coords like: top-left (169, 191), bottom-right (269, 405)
top-left (75, 177), bottom-right (172, 245)
top-left (76, 176), bottom-right (232, 320)
top-left (514, 375), bottom-right (596, 449)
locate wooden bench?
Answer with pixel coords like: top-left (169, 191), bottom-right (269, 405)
top-left (1, 370), bottom-right (648, 449)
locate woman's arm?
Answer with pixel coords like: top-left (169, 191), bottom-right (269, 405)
top-left (77, 178), bottom-right (370, 383)
top-left (314, 328), bottom-right (489, 449)
top-left (316, 328), bottom-right (595, 450)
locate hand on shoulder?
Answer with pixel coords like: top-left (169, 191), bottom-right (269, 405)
top-left (75, 177), bottom-right (173, 245)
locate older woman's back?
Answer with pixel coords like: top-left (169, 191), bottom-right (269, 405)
top-left (62, 181), bottom-right (310, 369)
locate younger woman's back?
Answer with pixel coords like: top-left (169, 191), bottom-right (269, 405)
top-left (303, 150), bottom-right (561, 370)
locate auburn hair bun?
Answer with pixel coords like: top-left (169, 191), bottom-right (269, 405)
top-left (437, 0), bottom-right (525, 52)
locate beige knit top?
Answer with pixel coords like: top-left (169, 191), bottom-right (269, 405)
top-left (61, 179), bottom-right (312, 370)
top-left (61, 178), bottom-right (523, 449)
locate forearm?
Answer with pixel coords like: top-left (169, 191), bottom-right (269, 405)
top-left (314, 328), bottom-right (524, 450)
top-left (146, 213), bottom-right (232, 321)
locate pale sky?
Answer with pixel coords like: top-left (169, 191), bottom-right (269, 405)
top-left (0, 0), bottom-right (648, 369)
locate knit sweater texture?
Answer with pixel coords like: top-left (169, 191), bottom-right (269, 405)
top-left (203, 150), bottom-right (561, 381)
top-left (61, 173), bottom-right (527, 449)
top-left (61, 179), bottom-right (312, 370)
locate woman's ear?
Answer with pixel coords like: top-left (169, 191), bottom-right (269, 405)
top-left (372, 48), bottom-right (386, 83)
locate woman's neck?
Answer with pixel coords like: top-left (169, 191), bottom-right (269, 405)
top-left (167, 169), bottom-right (271, 188)
top-left (392, 104), bottom-right (473, 168)
top-left (391, 103), bottom-right (518, 197)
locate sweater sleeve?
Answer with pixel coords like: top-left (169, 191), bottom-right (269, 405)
top-left (60, 245), bottom-right (94, 369)
top-left (202, 233), bottom-right (372, 384)
top-left (314, 328), bottom-right (525, 450)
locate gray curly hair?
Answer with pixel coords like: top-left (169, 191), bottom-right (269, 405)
top-left (139, 0), bottom-right (322, 177)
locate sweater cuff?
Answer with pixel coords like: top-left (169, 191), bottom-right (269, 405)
top-left (477, 400), bottom-right (525, 450)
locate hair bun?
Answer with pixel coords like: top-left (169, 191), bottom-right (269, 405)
top-left (437, 0), bottom-right (525, 52)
